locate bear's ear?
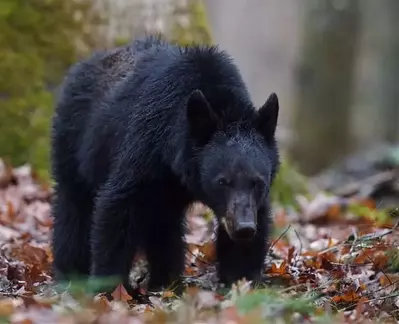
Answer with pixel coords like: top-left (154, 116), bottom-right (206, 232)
top-left (186, 89), bottom-right (218, 145)
top-left (257, 92), bottom-right (279, 141)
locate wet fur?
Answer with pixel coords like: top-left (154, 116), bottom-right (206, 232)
top-left (51, 34), bottom-right (280, 291)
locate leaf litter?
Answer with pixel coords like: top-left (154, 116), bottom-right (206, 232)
top-left (1, 158), bottom-right (399, 323)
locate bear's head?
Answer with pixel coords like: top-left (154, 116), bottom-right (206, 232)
top-left (186, 89), bottom-right (280, 241)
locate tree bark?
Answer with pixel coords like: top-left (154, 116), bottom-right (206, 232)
top-left (289, 0), bottom-right (360, 175)
top-left (376, 0), bottom-right (399, 144)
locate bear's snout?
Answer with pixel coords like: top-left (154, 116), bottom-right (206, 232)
top-left (234, 221), bottom-right (257, 240)
top-left (223, 193), bottom-right (258, 241)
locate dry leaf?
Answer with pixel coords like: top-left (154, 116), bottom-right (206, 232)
top-left (111, 284), bottom-right (132, 302)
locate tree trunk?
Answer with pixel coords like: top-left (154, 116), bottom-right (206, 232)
top-left (288, 0), bottom-right (360, 175)
top-left (376, 0), bottom-right (399, 144)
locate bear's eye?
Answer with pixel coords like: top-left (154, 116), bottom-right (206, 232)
top-left (217, 177), bottom-right (231, 186)
top-left (251, 177), bottom-right (265, 190)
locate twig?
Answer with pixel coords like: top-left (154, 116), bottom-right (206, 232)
top-left (268, 225), bottom-right (292, 252)
top-left (293, 228), bottom-right (303, 262)
top-left (367, 279), bottom-right (399, 298)
top-left (365, 291), bottom-right (399, 304)
top-left (278, 283), bottom-right (307, 294)
top-left (360, 247), bottom-right (392, 286)
top-left (0, 291), bottom-right (26, 298)
top-left (319, 223), bottom-right (399, 256)
top-left (186, 247), bottom-right (212, 266)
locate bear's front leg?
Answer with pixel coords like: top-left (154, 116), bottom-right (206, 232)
top-left (145, 201), bottom-right (186, 292)
top-left (216, 214), bottom-right (269, 286)
top-left (90, 184), bottom-right (140, 294)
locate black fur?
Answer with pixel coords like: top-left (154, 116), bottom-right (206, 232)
top-left (51, 35), bottom-right (280, 291)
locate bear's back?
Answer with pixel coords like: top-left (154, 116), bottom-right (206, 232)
top-left (57, 35), bottom-right (258, 189)
top-left (87, 35), bottom-right (169, 104)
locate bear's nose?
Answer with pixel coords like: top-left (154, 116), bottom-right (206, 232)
top-left (234, 222), bottom-right (257, 240)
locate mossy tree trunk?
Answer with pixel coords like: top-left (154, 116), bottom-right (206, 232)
top-left (170, 0), bottom-right (213, 46)
top-left (288, 0), bottom-right (360, 175)
top-left (0, 0), bottom-right (102, 180)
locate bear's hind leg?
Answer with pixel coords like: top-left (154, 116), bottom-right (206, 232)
top-left (52, 184), bottom-right (93, 281)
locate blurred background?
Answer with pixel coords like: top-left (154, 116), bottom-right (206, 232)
top-left (1, 0), bottom-right (399, 190)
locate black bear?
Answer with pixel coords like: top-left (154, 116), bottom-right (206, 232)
top-left (51, 35), bottom-right (280, 292)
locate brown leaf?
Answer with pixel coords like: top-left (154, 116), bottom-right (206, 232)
top-left (12, 318), bottom-right (33, 324)
top-left (354, 297), bottom-right (369, 320)
top-left (379, 274), bottom-right (399, 287)
top-left (0, 160), bottom-right (14, 188)
top-left (198, 241), bottom-right (216, 263)
top-left (326, 204), bottom-right (342, 220)
top-left (111, 284), bottom-right (132, 302)
top-left (320, 256), bottom-right (334, 271)
top-left (24, 264), bottom-right (47, 291)
top-left (287, 246), bottom-right (295, 264)
top-left (268, 261), bottom-right (291, 279)
top-left (184, 265), bottom-right (197, 276)
top-left (0, 299), bottom-right (15, 316)
top-left (300, 193), bottom-right (343, 224)
top-left (92, 294), bottom-right (111, 314)
top-left (162, 290), bottom-right (176, 299)
top-left (373, 252), bottom-right (389, 271)
top-left (331, 288), bottom-right (361, 304)
top-left (6, 201), bottom-right (16, 222)
top-left (11, 243), bottom-right (50, 271)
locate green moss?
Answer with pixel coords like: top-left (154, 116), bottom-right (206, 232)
top-left (0, 0), bottom-right (102, 182)
top-left (170, 0), bottom-right (213, 46)
top-left (113, 37), bottom-right (131, 47)
top-left (271, 158), bottom-right (309, 209)
top-left (0, 0), bottom-right (215, 183)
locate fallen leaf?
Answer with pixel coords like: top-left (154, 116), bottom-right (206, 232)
top-left (198, 240), bottom-right (216, 263)
top-left (161, 290), bottom-right (175, 298)
top-left (111, 284), bottom-right (132, 302)
top-left (0, 299), bottom-right (15, 316)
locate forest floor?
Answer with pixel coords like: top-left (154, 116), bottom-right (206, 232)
top-left (1, 145), bottom-right (399, 323)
